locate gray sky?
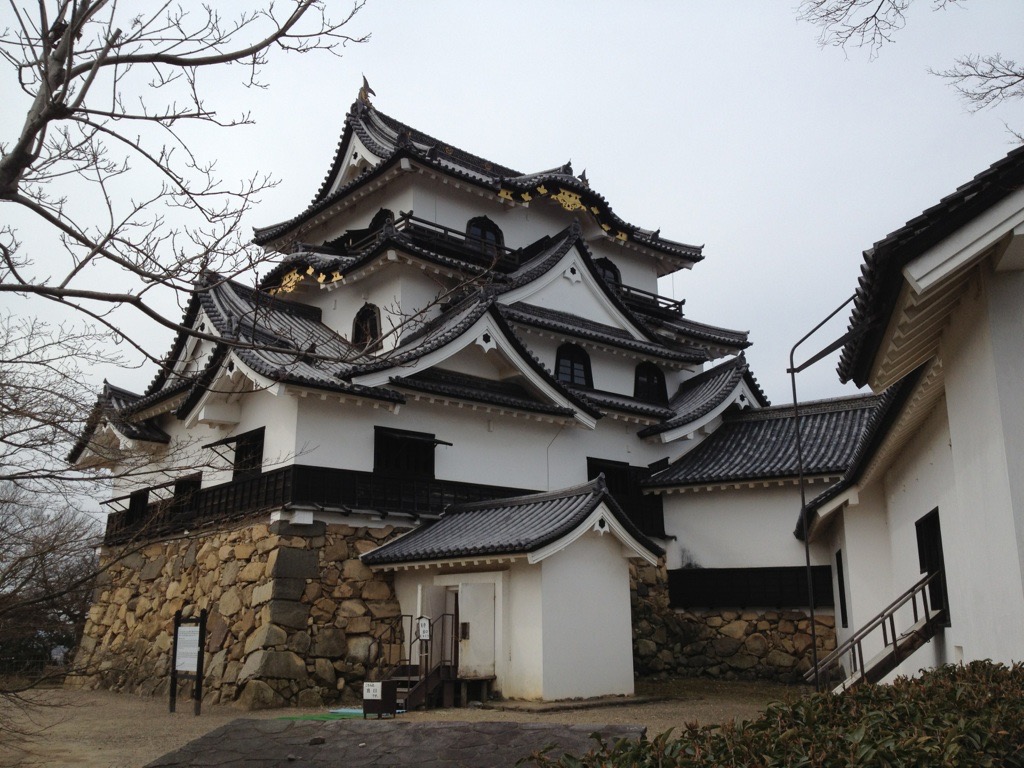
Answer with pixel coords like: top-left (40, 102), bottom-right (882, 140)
top-left (7, 2), bottom-right (1024, 404)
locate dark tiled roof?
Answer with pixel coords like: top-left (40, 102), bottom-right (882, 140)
top-left (68, 383), bottom-right (170, 463)
top-left (350, 296), bottom-right (603, 421)
top-left (361, 476), bottom-right (663, 566)
top-left (638, 356), bottom-right (768, 439)
top-left (642, 314), bottom-right (751, 350)
top-left (115, 275), bottom-right (404, 425)
top-left (645, 394), bottom-right (882, 488)
top-left (566, 387), bottom-right (676, 420)
top-left (797, 370), bottom-right (923, 539)
top-left (500, 303), bottom-right (705, 364)
top-left (838, 145), bottom-right (1024, 386)
top-left (261, 224), bottom-right (512, 293)
top-left (253, 99), bottom-right (702, 267)
top-left (389, 368), bottom-right (575, 418)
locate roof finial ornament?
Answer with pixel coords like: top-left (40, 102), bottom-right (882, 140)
top-left (579, 169), bottom-right (589, 188)
top-left (358, 75), bottom-right (375, 105)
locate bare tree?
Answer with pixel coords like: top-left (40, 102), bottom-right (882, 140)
top-left (0, 1), bottom-right (370, 716)
top-left (0, 0), bottom-right (368, 360)
top-left (798, 0), bottom-right (1023, 132)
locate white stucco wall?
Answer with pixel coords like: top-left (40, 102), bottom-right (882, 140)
top-left (540, 530), bottom-right (635, 699)
top-left (939, 271), bottom-right (1024, 665)
top-left (833, 272), bottom-right (1024, 675)
top-left (661, 483), bottom-right (832, 571)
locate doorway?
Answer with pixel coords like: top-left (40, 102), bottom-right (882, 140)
top-left (916, 508), bottom-right (950, 624)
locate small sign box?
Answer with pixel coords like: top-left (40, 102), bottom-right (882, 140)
top-left (363, 681), bottom-right (382, 700)
top-left (418, 617), bottom-right (431, 641)
top-left (362, 679), bottom-right (398, 719)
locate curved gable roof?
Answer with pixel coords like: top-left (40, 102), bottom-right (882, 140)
top-left (637, 355), bottom-right (767, 439)
top-left (361, 476), bottom-right (663, 567)
top-left (254, 97), bottom-right (703, 269)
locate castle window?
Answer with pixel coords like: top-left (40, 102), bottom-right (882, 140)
top-left (555, 344), bottom-right (593, 388)
top-left (594, 258), bottom-right (621, 287)
top-left (466, 216), bottom-right (503, 256)
top-left (634, 362), bottom-right (667, 403)
top-left (352, 303), bottom-right (382, 352)
top-left (374, 427), bottom-right (445, 480)
top-left (232, 428), bottom-right (264, 482)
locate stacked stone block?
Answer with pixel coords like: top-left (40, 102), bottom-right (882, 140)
top-left (629, 561), bottom-right (837, 683)
top-left (71, 518), bottom-right (401, 709)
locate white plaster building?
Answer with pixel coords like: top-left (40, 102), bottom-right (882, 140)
top-left (73, 88), bottom-right (919, 706)
top-left (73, 90), bottom-right (805, 705)
top-left (794, 145), bottom-right (1024, 684)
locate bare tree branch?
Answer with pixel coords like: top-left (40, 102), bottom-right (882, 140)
top-left (933, 53), bottom-right (1024, 111)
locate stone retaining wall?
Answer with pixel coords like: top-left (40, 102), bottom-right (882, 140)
top-left (71, 518), bottom-right (401, 709)
top-left (630, 562), bottom-right (836, 683)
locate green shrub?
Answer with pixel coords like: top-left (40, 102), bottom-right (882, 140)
top-left (520, 661), bottom-right (1024, 767)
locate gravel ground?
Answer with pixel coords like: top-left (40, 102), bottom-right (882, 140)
top-left (0, 679), bottom-right (806, 768)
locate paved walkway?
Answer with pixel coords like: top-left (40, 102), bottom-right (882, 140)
top-left (145, 719), bottom-right (646, 767)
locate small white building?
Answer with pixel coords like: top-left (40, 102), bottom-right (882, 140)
top-left (363, 477), bottom-right (661, 701)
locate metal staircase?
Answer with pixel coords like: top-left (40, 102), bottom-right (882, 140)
top-left (808, 571), bottom-right (945, 693)
top-left (367, 613), bottom-right (456, 713)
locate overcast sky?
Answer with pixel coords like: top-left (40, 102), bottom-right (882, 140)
top-left (7, 1), bottom-right (1024, 404)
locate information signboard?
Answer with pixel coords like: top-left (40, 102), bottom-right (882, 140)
top-left (175, 626), bottom-right (200, 673)
top-left (170, 609), bottom-right (207, 716)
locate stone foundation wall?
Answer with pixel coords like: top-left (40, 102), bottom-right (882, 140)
top-left (630, 562), bottom-right (836, 683)
top-left (72, 518), bottom-right (401, 708)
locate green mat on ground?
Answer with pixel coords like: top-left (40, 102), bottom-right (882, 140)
top-left (278, 708), bottom-right (366, 721)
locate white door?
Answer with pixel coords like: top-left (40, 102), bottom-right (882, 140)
top-left (458, 582), bottom-right (495, 678)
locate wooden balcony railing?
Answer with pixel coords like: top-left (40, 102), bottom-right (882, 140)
top-left (617, 284), bottom-right (685, 319)
top-left (102, 465), bottom-right (531, 545)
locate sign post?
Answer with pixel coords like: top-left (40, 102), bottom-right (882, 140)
top-left (170, 608), bottom-right (207, 715)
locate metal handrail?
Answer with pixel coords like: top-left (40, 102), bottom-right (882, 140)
top-left (808, 570), bottom-right (943, 685)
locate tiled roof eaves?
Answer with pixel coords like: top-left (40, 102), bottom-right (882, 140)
top-left (369, 103), bottom-right (522, 179)
top-left (140, 289), bottom-right (203, 398)
top-left (645, 314), bottom-right (751, 349)
top-left (68, 383), bottom-right (171, 463)
top-left (645, 394), bottom-right (882, 488)
top-left (253, 151), bottom-right (412, 246)
top-left (499, 304), bottom-right (704, 364)
top-left (363, 477), bottom-right (663, 565)
top-left (258, 101), bottom-right (703, 264)
top-left (487, 309), bottom-right (604, 420)
top-left (312, 118), bottom-right (356, 204)
top-left (496, 174), bottom-right (702, 263)
top-left (838, 145), bottom-right (1024, 386)
top-left (637, 356), bottom-right (751, 439)
top-left (798, 370), bottom-right (923, 538)
top-left (389, 373), bottom-right (574, 417)
top-left (344, 294), bottom-right (495, 377)
top-left (567, 387), bottom-right (676, 419)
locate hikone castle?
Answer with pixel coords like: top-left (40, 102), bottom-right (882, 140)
top-left (69, 84), bottom-right (1024, 708)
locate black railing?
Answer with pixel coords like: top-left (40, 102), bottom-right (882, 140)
top-left (340, 212), bottom-right (523, 273)
top-left (618, 284), bottom-right (685, 319)
top-left (103, 465), bottom-right (532, 545)
top-left (807, 571), bottom-right (944, 690)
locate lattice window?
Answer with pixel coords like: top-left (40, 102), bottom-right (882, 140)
top-left (555, 343), bottom-right (592, 388)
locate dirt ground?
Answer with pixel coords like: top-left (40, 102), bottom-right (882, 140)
top-left (0, 679), bottom-right (806, 768)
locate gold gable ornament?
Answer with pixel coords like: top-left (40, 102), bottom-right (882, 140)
top-left (275, 269), bottom-right (304, 294)
top-left (552, 188), bottom-right (585, 212)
